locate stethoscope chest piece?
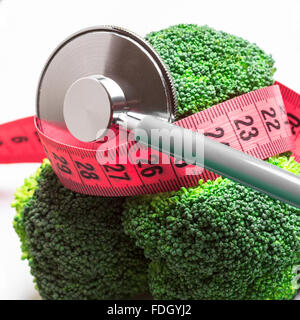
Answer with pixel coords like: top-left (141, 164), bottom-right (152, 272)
top-left (37, 26), bottom-right (177, 142)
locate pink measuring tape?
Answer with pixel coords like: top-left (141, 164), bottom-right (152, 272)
top-left (0, 82), bottom-right (299, 197)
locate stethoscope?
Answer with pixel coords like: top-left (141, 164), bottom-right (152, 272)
top-left (36, 26), bottom-right (300, 208)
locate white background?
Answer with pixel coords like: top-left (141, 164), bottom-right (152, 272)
top-left (0, 0), bottom-right (299, 300)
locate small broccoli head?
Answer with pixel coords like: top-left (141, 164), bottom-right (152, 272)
top-left (12, 160), bottom-right (149, 300)
top-left (123, 155), bottom-right (300, 300)
top-left (146, 24), bottom-right (275, 118)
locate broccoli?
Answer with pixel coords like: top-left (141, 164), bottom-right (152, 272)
top-left (146, 24), bottom-right (275, 118)
top-left (12, 160), bottom-right (149, 299)
top-left (122, 25), bottom-right (299, 300)
top-left (13, 24), bottom-right (299, 300)
top-left (123, 154), bottom-right (300, 300)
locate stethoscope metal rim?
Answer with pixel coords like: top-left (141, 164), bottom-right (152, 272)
top-left (36, 25), bottom-right (178, 140)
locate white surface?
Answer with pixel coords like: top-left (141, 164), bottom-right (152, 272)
top-left (0, 0), bottom-right (299, 300)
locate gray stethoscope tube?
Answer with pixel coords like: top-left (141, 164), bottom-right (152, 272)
top-left (63, 75), bottom-right (300, 209)
top-left (37, 26), bottom-right (300, 208)
top-left (136, 115), bottom-right (300, 208)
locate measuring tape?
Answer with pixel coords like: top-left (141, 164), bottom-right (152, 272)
top-left (0, 83), bottom-right (299, 197)
top-left (276, 82), bottom-right (300, 163)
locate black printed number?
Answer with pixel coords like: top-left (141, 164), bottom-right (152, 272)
top-left (75, 161), bottom-right (99, 180)
top-left (103, 164), bottom-right (130, 180)
top-left (34, 131), bottom-right (41, 143)
top-left (52, 152), bottom-right (72, 175)
top-left (204, 127), bottom-right (230, 146)
top-left (137, 155), bottom-right (163, 178)
top-left (204, 127), bottom-right (224, 139)
top-left (261, 107), bottom-right (281, 132)
top-left (11, 136), bottom-right (28, 143)
top-left (174, 159), bottom-right (188, 168)
top-left (288, 113), bottom-right (300, 135)
top-left (140, 166), bottom-right (163, 178)
top-left (234, 116), bottom-right (259, 141)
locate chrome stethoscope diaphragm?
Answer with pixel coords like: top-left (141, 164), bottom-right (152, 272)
top-left (37, 26), bottom-right (176, 142)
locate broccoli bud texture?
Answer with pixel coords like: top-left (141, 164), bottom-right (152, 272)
top-left (146, 24), bottom-right (275, 118)
top-left (13, 160), bottom-right (149, 299)
top-left (12, 24), bottom-right (300, 300)
top-left (123, 155), bottom-right (300, 300)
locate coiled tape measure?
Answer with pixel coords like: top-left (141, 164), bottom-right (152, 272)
top-left (0, 26), bottom-right (300, 205)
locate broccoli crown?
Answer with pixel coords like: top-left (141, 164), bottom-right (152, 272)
top-left (13, 24), bottom-right (298, 300)
top-left (12, 160), bottom-right (149, 300)
top-left (146, 24), bottom-right (275, 118)
top-left (123, 155), bottom-right (300, 300)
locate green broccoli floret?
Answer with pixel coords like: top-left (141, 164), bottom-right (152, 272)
top-left (148, 260), bottom-right (299, 300)
top-left (123, 155), bottom-right (300, 300)
top-left (121, 25), bottom-right (298, 300)
top-left (12, 160), bottom-right (149, 300)
top-left (146, 24), bottom-right (275, 118)
top-left (12, 24), bottom-right (298, 300)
